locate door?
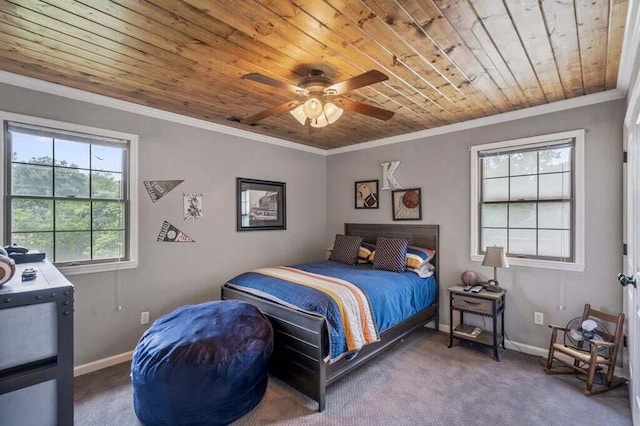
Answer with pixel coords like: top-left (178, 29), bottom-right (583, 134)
top-left (624, 105), bottom-right (640, 424)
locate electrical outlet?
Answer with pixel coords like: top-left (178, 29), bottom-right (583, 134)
top-left (534, 312), bottom-right (544, 326)
top-left (141, 311), bottom-right (150, 325)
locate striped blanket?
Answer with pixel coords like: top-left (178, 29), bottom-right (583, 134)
top-left (227, 265), bottom-right (379, 360)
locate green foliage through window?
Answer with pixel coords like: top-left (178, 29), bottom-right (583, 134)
top-left (7, 126), bottom-right (127, 264)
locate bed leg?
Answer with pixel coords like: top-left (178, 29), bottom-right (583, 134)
top-left (317, 360), bottom-right (326, 412)
top-left (318, 396), bottom-right (325, 412)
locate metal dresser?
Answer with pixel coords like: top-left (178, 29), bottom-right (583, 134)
top-left (0, 261), bottom-right (74, 426)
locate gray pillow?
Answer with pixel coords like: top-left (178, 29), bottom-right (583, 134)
top-left (373, 237), bottom-right (409, 272)
top-left (328, 234), bottom-right (363, 265)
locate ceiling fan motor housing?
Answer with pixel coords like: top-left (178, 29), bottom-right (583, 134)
top-left (298, 69), bottom-right (332, 92)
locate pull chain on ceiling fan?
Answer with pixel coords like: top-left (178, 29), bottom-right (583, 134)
top-left (240, 69), bottom-right (395, 129)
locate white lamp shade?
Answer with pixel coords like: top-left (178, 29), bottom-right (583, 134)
top-left (303, 98), bottom-right (323, 119)
top-left (290, 105), bottom-right (307, 125)
top-left (482, 246), bottom-right (509, 268)
top-left (324, 102), bottom-right (343, 124)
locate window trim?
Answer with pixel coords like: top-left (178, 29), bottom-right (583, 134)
top-left (0, 111), bottom-right (138, 275)
top-left (470, 129), bottom-right (585, 272)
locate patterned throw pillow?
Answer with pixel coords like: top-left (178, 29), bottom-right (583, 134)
top-left (358, 242), bottom-right (376, 263)
top-left (373, 237), bottom-right (409, 272)
top-left (326, 242), bottom-right (374, 262)
top-left (370, 245), bottom-right (435, 269)
top-left (328, 234), bottom-right (363, 265)
top-left (405, 245), bottom-right (436, 269)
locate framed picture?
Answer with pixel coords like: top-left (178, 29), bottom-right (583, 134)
top-left (355, 180), bottom-right (379, 209)
top-left (392, 188), bottom-right (422, 221)
top-left (236, 178), bottom-right (286, 231)
top-left (183, 193), bottom-right (203, 221)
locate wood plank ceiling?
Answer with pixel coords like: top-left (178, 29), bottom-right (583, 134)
top-left (0, 0), bottom-right (629, 150)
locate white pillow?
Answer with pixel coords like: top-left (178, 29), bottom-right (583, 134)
top-left (407, 262), bottom-right (435, 278)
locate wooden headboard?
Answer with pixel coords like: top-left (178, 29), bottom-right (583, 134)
top-left (344, 223), bottom-right (439, 251)
top-left (344, 223), bottom-right (440, 287)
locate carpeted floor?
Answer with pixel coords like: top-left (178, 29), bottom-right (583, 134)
top-left (74, 329), bottom-right (631, 425)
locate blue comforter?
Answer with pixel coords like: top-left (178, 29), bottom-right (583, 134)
top-left (227, 260), bottom-right (437, 361)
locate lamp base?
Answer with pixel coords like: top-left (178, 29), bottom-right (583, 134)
top-left (485, 278), bottom-right (505, 293)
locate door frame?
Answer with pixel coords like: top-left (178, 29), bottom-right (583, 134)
top-left (623, 43), bottom-right (640, 423)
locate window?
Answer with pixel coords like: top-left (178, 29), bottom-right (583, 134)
top-left (470, 130), bottom-right (585, 271)
top-left (1, 113), bottom-right (138, 275)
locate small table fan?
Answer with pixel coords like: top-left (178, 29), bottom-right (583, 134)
top-left (564, 317), bottom-right (613, 357)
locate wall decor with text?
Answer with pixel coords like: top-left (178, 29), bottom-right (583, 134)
top-left (157, 221), bottom-right (195, 242)
top-left (236, 178), bottom-right (286, 231)
top-left (183, 193), bottom-right (203, 221)
top-left (381, 161), bottom-right (402, 190)
top-left (144, 180), bottom-right (184, 203)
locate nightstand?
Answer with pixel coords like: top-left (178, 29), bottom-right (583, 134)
top-left (448, 285), bottom-right (506, 361)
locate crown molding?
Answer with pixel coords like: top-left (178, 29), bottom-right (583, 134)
top-left (0, 70), bottom-right (628, 158)
top-left (617, 0), bottom-right (640, 94)
top-left (326, 89), bottom-right (625, 155)
top-left (0, 70), bottom-right (326, 156)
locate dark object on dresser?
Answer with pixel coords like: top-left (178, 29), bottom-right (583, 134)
top-left (4, 244), bottom-right (28, 255)
top-left (222, 223), bottom-right (439, 412)
top-left (21, 268), bottom-right (37, 281)
top-left (10, 251), bottom-right (46, 264)
top-left (0, 261), bottom-right (74, 426)
top-left (131, 300), bottom-right (273, 425)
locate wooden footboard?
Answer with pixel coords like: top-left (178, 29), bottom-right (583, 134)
top-left (222, 286), bottom-right (329, 410)
top-left (222, 285), bottom-right (438, 411)
top-left (223, 223), bottom-right (440, 411)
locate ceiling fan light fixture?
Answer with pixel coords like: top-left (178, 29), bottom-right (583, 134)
top-left (310, 114), bottom-right (329, 128)
top-left (324, 102), bottom-right (343, 124)
top-left (303, 97), bottom-right (323, 119)
top-left (290, 105), bottom-right (307, 125)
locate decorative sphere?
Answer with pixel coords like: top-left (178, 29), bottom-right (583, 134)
top-left (0, 255), bottom-right (16, 287)
top-left (402, 191), bottom-right (419, 208)
top-left (461, 270), bottom-right (479, 286)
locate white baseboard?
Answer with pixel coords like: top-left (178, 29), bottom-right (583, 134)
top-left (72, 324), bottom-right (627, 379)
top-left (436, 323), bottom-right (626, 378)
top-left (74, 350), bottom-right (133, 377)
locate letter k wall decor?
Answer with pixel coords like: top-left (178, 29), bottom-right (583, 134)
top-left (381, 161), bottom-right (402, 190)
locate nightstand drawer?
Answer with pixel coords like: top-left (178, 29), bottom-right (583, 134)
top-left (453, 295), bottom-right (493, 314)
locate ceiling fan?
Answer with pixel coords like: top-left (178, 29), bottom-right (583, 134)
top-left (240, 69), bottom-right (395, 129)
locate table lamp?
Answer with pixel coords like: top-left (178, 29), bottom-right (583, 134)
top-left (482, 246), bottom-right (509, 292)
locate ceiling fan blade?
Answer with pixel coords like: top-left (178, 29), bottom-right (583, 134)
top-left (335, 98), bottom-right (395, 121)
top-left (242, 73), bottom-right (305, 95)
top-left (324, 70), bottom-right (389, 95)
top-left (241, 100), bottom-right (301, 125)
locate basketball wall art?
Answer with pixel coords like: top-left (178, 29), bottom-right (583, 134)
top-left (392, 188), bottom-right (422, 221)
top-left (355, 180), bottom-right (379, 209)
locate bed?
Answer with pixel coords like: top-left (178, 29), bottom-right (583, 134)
top-left (221, 223), bottom-right (439, 411)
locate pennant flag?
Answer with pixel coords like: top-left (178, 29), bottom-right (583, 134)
top-left (144, 180), bottom-right (184, 203)
top-left (157, 221), bottom-right (195, 243)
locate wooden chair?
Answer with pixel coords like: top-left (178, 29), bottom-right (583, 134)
top-left (545, 304), bottom-right (626, 396)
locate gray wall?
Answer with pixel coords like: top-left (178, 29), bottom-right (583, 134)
top-left (0, 80), bottom-right (625, 362)
top-left (0, 83), bottom-right (327, 365)
top-left (327, 100), bottom-right (625, 349)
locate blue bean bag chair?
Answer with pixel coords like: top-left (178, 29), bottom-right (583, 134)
top-left (131, 300), bottom-right (273, 426)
